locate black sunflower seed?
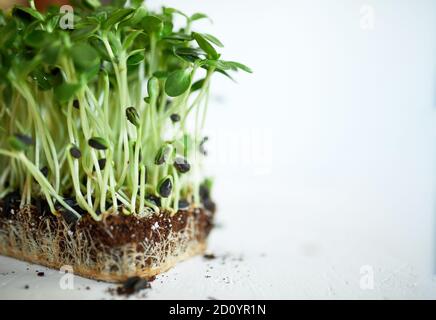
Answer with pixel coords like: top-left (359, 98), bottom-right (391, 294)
top-left (170, 113), bottom-right (180, 122)
top-left (173, 157), bottom-right (190, 173)
top-left (203, 198), bottom-right (216, 212)
top-left (199, 184), bottom-right (211, 201)
top-left (154, 145), bottom-right (170, 165)
top-left (199, 136), bottom-right (209, 156)
top-left (60, 209), bottom-right (80, 224)
top-left (178, 199), bottom-right (190, 210)
top-left (98, 158), bottom-right (106, 170)
top-left (69, 145), bottom-right (82, 159)
top-left (146, 195), bottom-right (161, 207)
top-left (15, 134), bottom-right (34, 146)
top-left (40, 166), bottom-right (49, 177)
top-left (88, 137), bottom-right (109, 150)
top-left (126, 107), bottom-right (140, 127)
top-left (158, 177), bottom-right (172, 198)
top-left (8, 134), bottom-right (34, 151)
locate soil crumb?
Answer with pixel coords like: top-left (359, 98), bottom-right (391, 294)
top-left (109, 276), bottom-right (152, 296)
top-left (203, 252), bottom-right (216, 260)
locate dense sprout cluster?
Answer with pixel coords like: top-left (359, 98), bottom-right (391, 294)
top-left (0, 0), bottom-right (250, 221)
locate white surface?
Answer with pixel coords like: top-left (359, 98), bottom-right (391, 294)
top-left (2, 0), bottom-right (436, 299)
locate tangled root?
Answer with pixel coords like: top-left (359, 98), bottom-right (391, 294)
top-left (0, 205), bottom-right (213, 282)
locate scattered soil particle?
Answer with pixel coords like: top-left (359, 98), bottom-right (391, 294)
top-left (203, 252), bottom-right (216, 260)
top-left (85, 286), bottom-right (90, 290)
top-left (37, 272), bottom-right (44, 277)
top-left (113, 276), bottom-right (152, 296)
top-left (208, 296), bottom-right (217, 300)
top-left (24, 285), bottom-right (29, 289)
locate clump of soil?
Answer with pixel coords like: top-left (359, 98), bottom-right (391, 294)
top-left (109, 276), bottom-right (152, 296)
top-left (203, 252), bottom-right (216, 260)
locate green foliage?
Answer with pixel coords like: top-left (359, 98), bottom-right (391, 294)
top-left (165, 69), bottom-right (192, 97)
top-left (0, 1), bottom-right (250, 220)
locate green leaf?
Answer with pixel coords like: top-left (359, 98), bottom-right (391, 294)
top-left (123, 30), bottom-right (143, 50)
top-left (54, 83), bottom-right (81, 103)
top-left (83, 0), bottom-right (101, 10)
top-left (82, 63), bottom-right (100, 82)
top-left (215, 68), bottom-right (235, 81)
top-left (192, 32), bottom-right (219, 60)
top-left (131, 0), bottom-right (144, 8)
top-left (40, 43), bottom-right (61, 64)
top-left (191, 78), bottom-right (205, 92)
top-left (153, 71), bottom-right (169, 79)
top-left (163, 33), bottom-right (192, 42)
top-left (225, 61), bottom-right (253, 73)
top-left (206, 60), bottom-right (252, 73)
top-left (103, 8), bottom-right (135, 29)
top-left (126, 52), bottom-right (145, 65)
top-left (12, 6), bottom-right (44, 23)
top-left (0, 11), bottom-right (6, 27)
top-left (71, 43), bottom-right (100, 70)
top-left (142, 15), bottom-right (163, 35)
top-left (202, 33), bottom-right (224, 48)
top-left (174, 47), bottom-right (203, 63)
top-left (71, 23), bottom-right (99, 42)
top-left (89, 37), bottom-right (111, 61)
top-left (190, 13), bottom-right (211, 22)
top-left (0, 20), bottom-right (17, 47)
top-left (165, 69), bottom-right (192, 97)
top-left (120, 7), bottom-right (147, 28)
top-left (164, 7), bottom-right (188, 19)
top-left (24, 30), bottom-right (54, 48)
top-left (162, 20), bottom-right (173, 37)
top-left (30, 68), bottom-right (53, 91)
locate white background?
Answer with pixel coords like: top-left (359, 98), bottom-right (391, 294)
top-left (1, 0), bottom-right (436, 299)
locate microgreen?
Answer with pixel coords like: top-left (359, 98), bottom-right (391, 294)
top-left (0, 0), bottom-right (250, 220)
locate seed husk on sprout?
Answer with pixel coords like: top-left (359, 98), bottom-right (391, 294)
top-left (88, 137), bottom-right (109, 150)
top-left (126, 107), bottom-right (140, 127)
top-left (170, 113), bottom-right (181, 122)
top-left (40, 166), bottom-right (49, 178)
top-left (98, 158), bottom-right (107, 170)
top-left (154, 144), bottom-right (171, 165)
top-left (8, 134), bottom-right (34, 151)
top-left (158, 176), bottom-right (173, 198)
top-left (174, 157), bottom-right (191, 173)
top-left (69, 145), bottom-right (82, 159)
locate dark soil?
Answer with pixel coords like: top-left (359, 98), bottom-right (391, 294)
top-left (203, 252), bottom-right (216, 260)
